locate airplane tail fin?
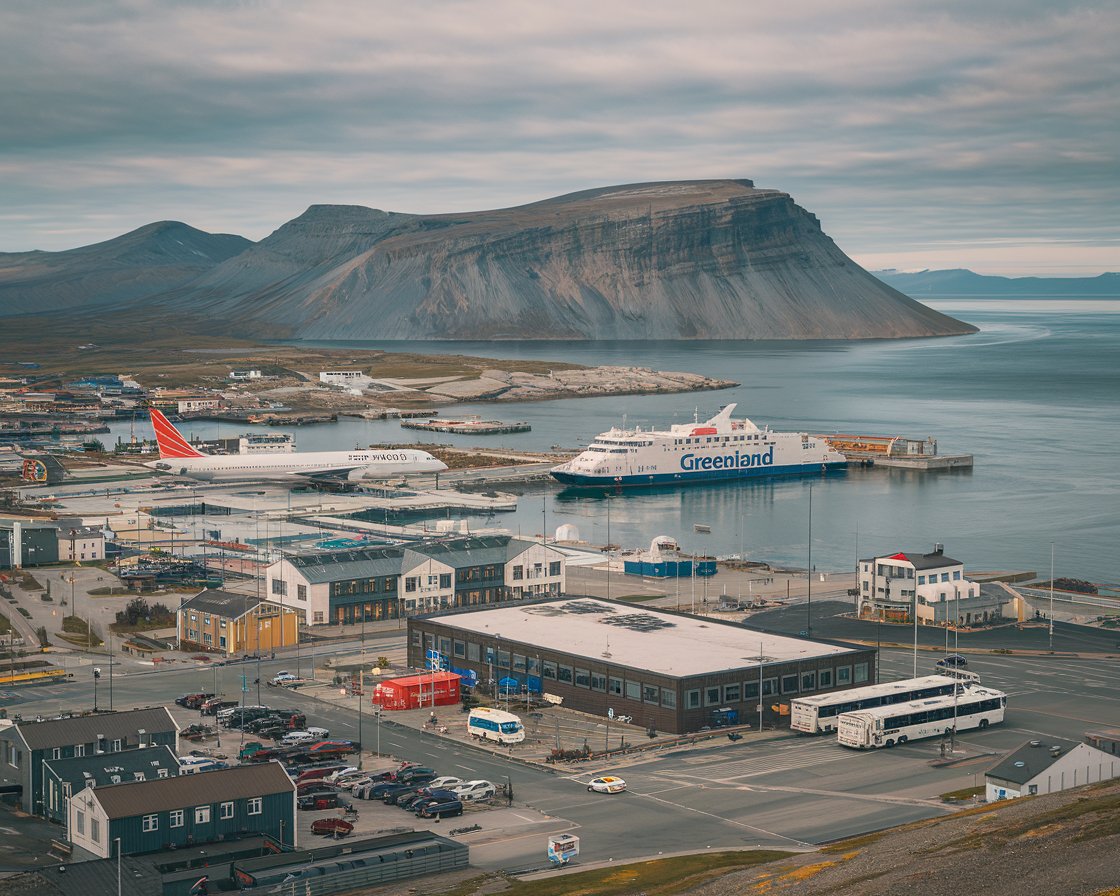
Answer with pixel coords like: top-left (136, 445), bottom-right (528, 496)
top-left (149, 408), bottom-right (206, 459)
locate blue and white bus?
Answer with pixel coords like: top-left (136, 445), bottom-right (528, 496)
top-left (467, 707), bottom-right (525, 744)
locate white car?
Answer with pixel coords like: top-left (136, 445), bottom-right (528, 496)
top-left (279, 731), bottom-right (316, 746)
top-left (272, 672), bottom-right (297, 684)
top-left (452, 780), bottom-right (496, 801)
top-left (427, 776), bottom-right (463, 790)
top-left (326, 766), bottom-right (360, 783)
top-left (587, 775), bottom-right (627, 794)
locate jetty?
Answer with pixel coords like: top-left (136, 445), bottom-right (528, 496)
top-left (401, 416), bottom-right (531, 435)
top-left (820, 434), bottom-right (973, 470)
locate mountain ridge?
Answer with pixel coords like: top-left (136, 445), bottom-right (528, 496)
top-left (874, 268), bottom-right (1120, 297)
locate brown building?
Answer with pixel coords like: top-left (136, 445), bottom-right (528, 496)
top-left (408, 597), bottom-right (877, 734)
top-left (177, 589), bottom-right (299, 656)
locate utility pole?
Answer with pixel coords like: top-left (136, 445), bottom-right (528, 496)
top-left (1049, 542), bottom-right (1055, 651)
top-left (806, 482), bottom-right (813, 639)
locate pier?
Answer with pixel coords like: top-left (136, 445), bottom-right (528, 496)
top-left (400, 416), bottom-right (531, 435)
top-left (820, 433), bottom-right (974, 471)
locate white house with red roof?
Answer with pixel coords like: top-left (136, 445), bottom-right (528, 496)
top-left (856, 544), bottom-right (997, 625)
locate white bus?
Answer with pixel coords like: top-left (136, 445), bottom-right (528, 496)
top-left (790, 676), bottom-right (964, 735)
top-left (837, 685), bottom-right (1007, 749)
top-left (467, 707), bottom-right (525, 744)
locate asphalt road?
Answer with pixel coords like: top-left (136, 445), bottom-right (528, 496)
top-left (8, 643), bottom-right (1117, 872)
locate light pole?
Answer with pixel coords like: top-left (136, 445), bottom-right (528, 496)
top-left (115, 836), bottom-right (122, 896)
top-left (1049, 542), bottom-right (1055, 651)
top-left (605, 496), bottom-right (612, 602)
top-left (806, 482), bottom-right (812, 639)
top-left (912, 582), bottom-right (919, 679)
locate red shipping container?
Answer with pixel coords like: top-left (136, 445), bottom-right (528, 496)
top-left (372, 671), bottom-right (461, 711)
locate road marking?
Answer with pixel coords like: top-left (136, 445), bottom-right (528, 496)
top-left (512, 812), bottom-right (535, 822)
top-left (455, 764), bottom-right (476, 772)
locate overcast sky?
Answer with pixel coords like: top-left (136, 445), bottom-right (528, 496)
top-left (2, 1), bottom-right (1117, 275)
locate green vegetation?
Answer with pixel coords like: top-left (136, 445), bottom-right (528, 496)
top-left (20, 573), bottom-right (44, 591)
top-left (820, 831), bottom-right (890, 854)
top-left (617, 594), bottom-right (664, 603)
top-left (58, 615), bottom-right (103, 647)
top-left (111, 597), bottom-right (175, 632)
top-left (941, 785), bottom-right (985, 802)
top-left (498, 850), bottom-right (792, 896)
top-left (0, 614), bottom-right (10, 636)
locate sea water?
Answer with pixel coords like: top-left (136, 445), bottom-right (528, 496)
top-left (110, 300), bottom-right (1120, 582)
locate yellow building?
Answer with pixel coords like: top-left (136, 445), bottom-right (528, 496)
top-left (177, 588), bottom-right (299, 656)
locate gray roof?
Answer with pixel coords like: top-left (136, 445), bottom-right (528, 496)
top-left (987, 736), bottom-right (1082, 785)
top-left (14, 707), bottom-right (176, 751)
top-left (863, 550), bottom-right (962, 570)
top-left (180, 588), bottom-right (268, 618)
top-left (409, 534), bottom-right (523, 568)
top-left (43, 744), bottom-right (179, 789)
top-left (1, 858), bottom-right (158, 896)
top-left (291, 546), bottom-right (405, 584)
top-left (91, 762), bottom-right (294, 819)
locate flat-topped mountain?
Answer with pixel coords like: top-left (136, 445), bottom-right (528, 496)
top-left (0, 181), bottom-right (977, 340)
top-left (874, 268), bottom-right (1120, 297)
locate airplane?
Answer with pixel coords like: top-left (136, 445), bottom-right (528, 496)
top-left (144, 408), bottom-right (448, 483)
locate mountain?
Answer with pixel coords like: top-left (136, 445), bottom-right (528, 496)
top-left (0, 181), bottom-right (977, 340)
top-left (0, 221), bottom-right (252, 316)
top-left (873, 268), bottom-right (1120, 297)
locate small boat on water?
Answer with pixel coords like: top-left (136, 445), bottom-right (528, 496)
top-left (550, 404), bottom-right (846, 487)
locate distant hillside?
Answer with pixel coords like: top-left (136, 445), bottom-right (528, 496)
top-left (874, 268), bottom-right (1120, 297)
top-left (0, 222), bottom-right (252, 316)
top-left (0, 182), bottom-right (978, 340)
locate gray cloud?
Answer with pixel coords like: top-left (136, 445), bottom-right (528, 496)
top-left (1, 0), bottom-right (1117, 274)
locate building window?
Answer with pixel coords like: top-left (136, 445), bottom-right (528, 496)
top-left (801, 671), bottom-right (816, 691)
top-left (91, 817), bottom-right (100, 843)
top-left (248, 797), bottom-right (262, 815)
top-left (661, 688), bottom-right (676, 708)
top-left (313, 612), bottom-right (324, 623)
top-left (549, 561), bottom-right (561, 576)
top-left (837, 666), bottom-right (851, 685)
top-left (819, 669), bottom-right (833, 688)
top-left (724, 683), bottom-right (741, 702)
top-left (744, 681), bottom-right (759, 700)
top-left (76, 810), bottom-right (85, 836)
top-left (686, 689), bottom-right (701, 709)
top-left (954, 570), bottom-right (962, 580)
top-left (705, 686), bottom-right (720, 706)
top-left (297, 584), bottom-right (307, 601)
top-left (220, 801), bottom-right (234, 819)
top-left (624, 680), bottom-right (641, 700)
top-left (512, 565), bottom-right (523, 581)
top-left (557, 665), bottom-right (573, 683)
top-left (512, 653), bottom-right (527, 673)
top-left (608, 677), bottom-right (623, 696)
top-left (497, 649), bottom-right (511, 668)
top-left (75, 744), bottom-right (85, 757)
top-left (542, 660), bottom-right (557, 680)
top-left (590, 672), bottom-right (606, 692)
top-left (170, 809), bottom-right (183, 827)
top-left (575, 668), bottom-right (590, 688)
top-left (453, 640), bottom-right (466, 658)
top-left (761, 677), bottom-right (777, 697)
top-left (158, 768), bottom-right (169, 779)
top-left (142, 814), bottom-right (158, 832)
top-left (643, 684), bottom-right (659, 704)
top-left (467, 642), bottom-right (481, 662)
top-left (439, 573), bottom-right (451, 589)
top-left (781, 674), bottom-right (799, 694)
top-left (195, 806), bottom-right (211, 824)
top-left (854, 662), bottom-right (869, 684)
top-left (219, 636), bottom-right (227, 648)
top-left (271, 579), bottom-right (287, 596)
top-left (405, 577), bottom-right (417, 592)
top-left (52, 747), bottom-right (62, 760)
top-left (917, 575), bottom-right (925, 585)
top-left (112, 739), bottom-right (122, 752)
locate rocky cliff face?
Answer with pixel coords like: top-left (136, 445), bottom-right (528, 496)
top-left (178, 180), bottom-right (974, 339)
top-left (0, 181), bottom-right (977, 339)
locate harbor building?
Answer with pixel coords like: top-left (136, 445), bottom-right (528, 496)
top-left (67, 762), bottom-right (296, 857)
top-left (266, 535), bottom-right (566, 625)
top-left (857, 544), bottom-right (1000, 625)
top-left (0, 707), bottom-right (178, 815)
top-left (0, 518), bottom-right (60, 568)
top-left (408, 597), bottom-right (876, 734)
top-left (42, 744), bottom-right (180, 825)
top-left (985, 737), bottom-right (1119, 803)
top-left (177, 589), bottom-right (300, 656)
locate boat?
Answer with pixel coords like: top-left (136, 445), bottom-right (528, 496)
top-left (310, 818), bottom-right (354, 837)
top-left (550, 404), bottom-right (846, 487)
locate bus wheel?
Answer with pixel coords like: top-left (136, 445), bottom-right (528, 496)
top-left (898, 736), bottom-right (908, 745)
top-left (884, 739), bottom-right (895, 748)
top-left (979, 718), bottom-right (989, 729)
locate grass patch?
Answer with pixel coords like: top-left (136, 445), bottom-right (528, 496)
top-left (0, 614), bottom-right (10, 636)
top-left (59, 615), bottom-right (103, 647)
top-left (941, 785), bottom-right (985, 802)
top-left (820, 831), bottom-right (889, 854)
top-left (617, 594), bottom-right (665, 603)
top-left (20, 573), bottom-right (44, 591)
top-left (17, 607), bottom-right (31, 618)
top-left (500, 850), bottom-right (792, 896)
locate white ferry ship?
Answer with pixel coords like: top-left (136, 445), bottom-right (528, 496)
top-left (550, 404), bottom-right (846, 486)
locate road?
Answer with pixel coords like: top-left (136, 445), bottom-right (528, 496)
top-left (7, 642), bottom-right (1117, 872)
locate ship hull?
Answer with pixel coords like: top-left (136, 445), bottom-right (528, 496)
top-left (551, 459), bottom-right (846, 487)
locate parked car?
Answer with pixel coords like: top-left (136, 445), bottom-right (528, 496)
top-left (938, 654), bottom-right (968, 668)
top-left (297, 764), bottom-right (350, 783)
top-left (298, 793), bottom-right (341, 811)
top-left (402, 788), bottom-right (458, 811)
top-left (201, 698), bottom-right (239, 716)
top-left (280, 731), bottom-right (317, 746)
top-left (427, 776), bottom-right (463, 790)
top-left (587, 776), bottom-right (627, 794)
top-left (416, 798), bottom-right (464, 819)
top-left (396, 766), bottom-right (437, 784)
top-left (306, 726), bottom-right (330, 739)
top-left (452, 780), bottom-right (496, 802)
top-left (382, 783), bottom-right (432, 805)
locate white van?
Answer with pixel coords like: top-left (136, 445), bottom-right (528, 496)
top-left (178, 756), bottom-right (223, 774)
top-left (280, 731), bottom-right (316, 746)
top-left (467, 707), bottom-right (525, 744)
top-left (306, 726), bottom-right (330, 739)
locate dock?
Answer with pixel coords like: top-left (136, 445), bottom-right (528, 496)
top-left (400, 416), bottom-right (531, 435)
top-left (819, 433), bottom-right (974, 471)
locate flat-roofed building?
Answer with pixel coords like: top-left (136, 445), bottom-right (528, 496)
top-left (408, 597), bottom-right (876, 734)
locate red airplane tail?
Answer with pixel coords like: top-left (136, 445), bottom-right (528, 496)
top-left (149, 408), bottom-right (206, 459)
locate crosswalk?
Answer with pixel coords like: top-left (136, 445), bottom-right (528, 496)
top-left (661, 741), bottom-right (849, 782)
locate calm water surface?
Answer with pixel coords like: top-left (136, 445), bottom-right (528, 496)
top-left (111, 300), bottom-right (1120, 582)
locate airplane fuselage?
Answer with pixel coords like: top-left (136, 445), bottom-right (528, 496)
top-left (144, 448), bottom-right (446, 482)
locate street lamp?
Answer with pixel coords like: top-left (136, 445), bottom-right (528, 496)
top-left (115, 836), bottom-right (122, 896)
top-left (806, 482), bottom-right (812, 639)
top-left (1049, 542), bottom-right (1055, 651)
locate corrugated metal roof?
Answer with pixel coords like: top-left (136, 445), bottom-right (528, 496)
top-left (987, 736), bottom-right (1083, 785)
top-left (44, 744), bottom-right (179, 789)
top-left (291, 546), bottom-right (405, 584)
top-left (92, 762), bottom-right (294, 819)
top-left (16, 707), bottom-right (176, 751)
top-left (179, 588), bottom-right (264, 618)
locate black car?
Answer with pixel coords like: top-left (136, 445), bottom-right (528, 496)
top-left (396, 766), bottom-right (437, 785)
top-left (938, 654), bottom-right (968, 668)
top-left (382, 780), bottom-right (434, 805)
top-left (416, 798), bottom-right (463, 819)
top-left (402, 788), bottom-right (458, 811)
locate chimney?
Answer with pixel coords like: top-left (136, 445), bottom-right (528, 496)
top-left (933, 543), bottom-right (944, 555)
